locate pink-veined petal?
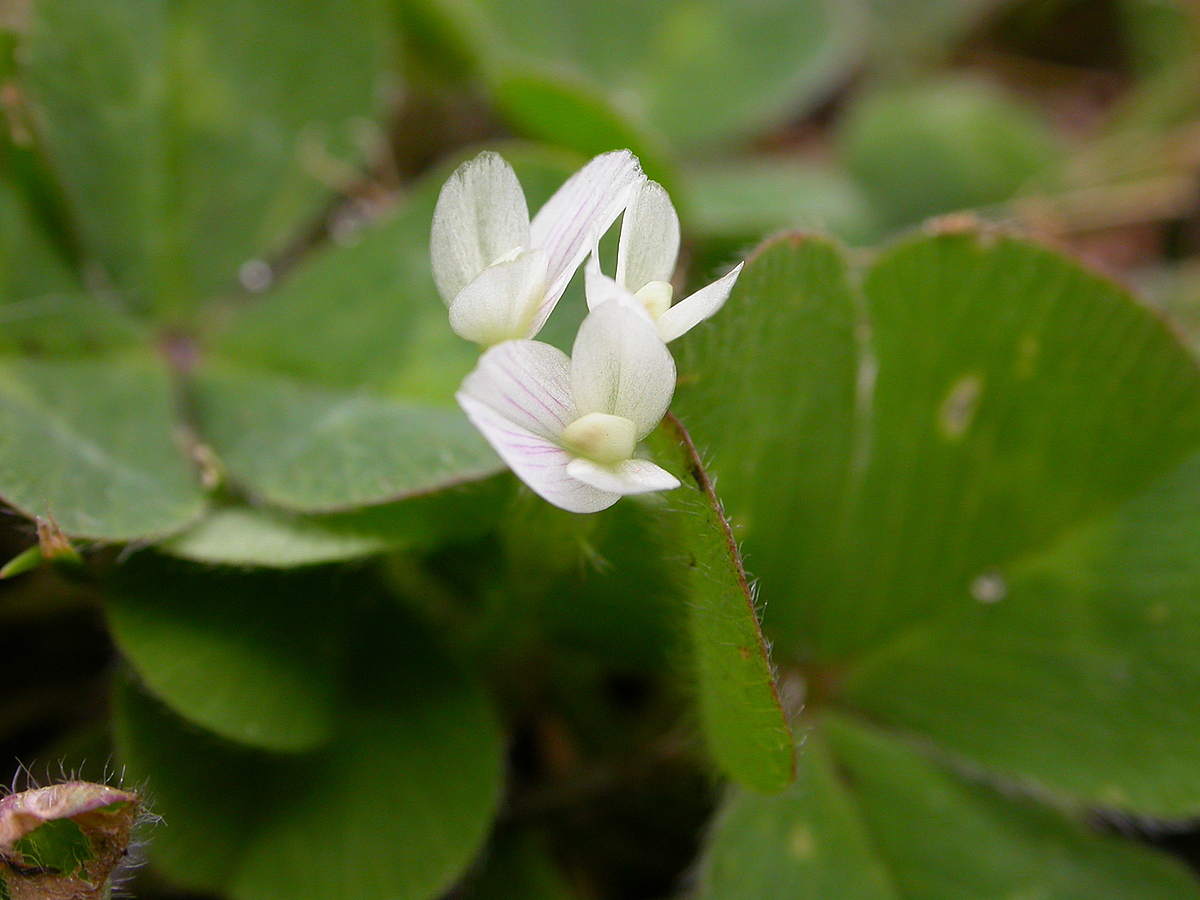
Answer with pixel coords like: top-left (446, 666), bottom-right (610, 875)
top-left (571, 299), bottom-right (675, 439)
top-left (448, 249), bottom-right (549, 346)
top-left (457, 339), bottom-right (575, 441)
top-left (656, 262), bottom-right (743, 343)
top-left (528, 151), bottom-right (644, 330)
top-left (458, 393), bottom-right (617, 513)
top-left (616, 180), bottom-right (679, 292)
top-left (431, 152), bottom-right (531, 304)
top-left (566, 457), bottom-right (680, 495)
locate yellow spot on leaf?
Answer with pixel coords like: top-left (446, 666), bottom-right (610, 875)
top-left (1015, 333), bottom-right (1039, 379)
top-left (788, 824), bottom-right (815, 860)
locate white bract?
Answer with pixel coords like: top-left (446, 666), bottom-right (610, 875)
top-left (431, 149), bottom-right (644, 347)
top-left (457, 298), bottom-right (680, 513)
top-left (586, 178), bottom-right (743, 342)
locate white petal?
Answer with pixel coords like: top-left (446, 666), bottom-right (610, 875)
top-left (448, 249), bottom-right (549, 346)
top-left (566, 457), bottom-right (680, 495)
top-left (431, 152), bottom-right (531, 305)
top-left (527, 150), bottom-right (644, 330)
top-left (656, 262), bottom-right (743, 343)
top-left (571, 299), bottom-right (675, 439)
top-left (585, 252), bottom-right (640, 311)
top-left (457, 341), bottom-right (616, 513)
top-left (616, 180), bottom-right (679, 292)
top-left (457, 339), bottom-right (575, 441)
top-left (459, 393), bottom-right (617, 513)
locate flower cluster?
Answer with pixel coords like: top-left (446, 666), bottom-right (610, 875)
top-left (432, 150), bottom-right (742, 513)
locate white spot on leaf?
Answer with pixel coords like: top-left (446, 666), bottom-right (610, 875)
top-left (238, 259), bottom-right (273, 293)
top-left (938, 374), bottom-right (982, 441)
top-left (971, 571), bottom-right (1006, 603)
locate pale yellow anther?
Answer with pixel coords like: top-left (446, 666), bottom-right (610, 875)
top-left (561, 412), bottom-right (637, 465)
top-left (635, 281), bottom-right (673, 319)
top-left (490, 245), bottom-right (525, 265)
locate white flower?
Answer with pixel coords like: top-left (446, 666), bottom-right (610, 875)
top-left (431, 149), bottom-right (644, 347)
top-left (456, 298), bottom-right (680, 513)
top-left (586, 178), bottom-right (743, 342)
